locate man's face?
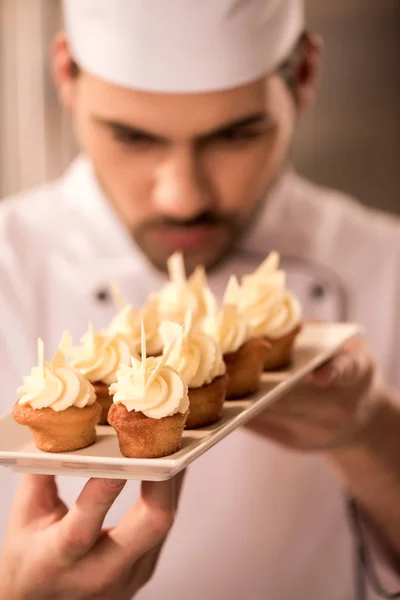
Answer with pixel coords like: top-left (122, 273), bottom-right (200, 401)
top-left (70, 70), bottom-right (296, 273)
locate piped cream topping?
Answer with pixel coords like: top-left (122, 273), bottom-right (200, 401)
top-left (107, 284), bottom-right (162, 356)
top-left (18, 333), bottom-right (96, 412)
top-left (156, 253), bottom-right (217, 325)
top-left (238, 253), bottom-right (302, 338)
top-left (203, 276), bottom-right (252, 354)
top-left (109, 321), bottom-right (189, 418)
top-left (159, 312), bottom-right (226, 389)
top-left (71, 324), bottom-right (132, 385)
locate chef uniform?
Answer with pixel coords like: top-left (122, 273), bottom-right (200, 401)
top-left (0, 1), bottom-right (399, 598)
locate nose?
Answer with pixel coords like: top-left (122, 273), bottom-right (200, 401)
top-left (152, 146), bottom-right (214, 220)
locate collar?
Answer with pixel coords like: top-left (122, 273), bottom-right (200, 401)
top-left (240, 166), bottom-right (303, 254)
top-left (58, 156), bottom-right (165, 303)
top-left (60, 156), bottom-right (139, 261)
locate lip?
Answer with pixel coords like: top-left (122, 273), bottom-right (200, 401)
top-left (147, 225), bottom-right (223, 251)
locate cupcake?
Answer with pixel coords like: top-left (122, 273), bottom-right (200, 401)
top-left (71, 323), bottom-right (132, 424)
top-left (108, 323), bottom-right (189, 458)
top-left (159, 312), bottom-right (228, 429)
top-left (204, 276), bottom-right (270, 399)
top-left (13, 333), bottom-right (101, 453)
top-left (155, 252), bottom-right (217, 326)
top-left (238, 253), bottom-right (302, 370)
top-left (107, 284), bottom-right (162, 357)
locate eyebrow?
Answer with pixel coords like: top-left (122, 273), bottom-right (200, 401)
top-left (93, 111), bottom-right (269, 143)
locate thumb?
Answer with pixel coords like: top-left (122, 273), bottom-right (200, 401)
top-left (11, 474), bottom-right (66, 528)
top-left (309, 345), bottom-right (371, 389)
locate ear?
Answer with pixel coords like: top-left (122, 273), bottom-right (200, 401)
top-left (51, 32), bottom-right (78, 111)
top-left (294, 33), bottom-right (323, 115)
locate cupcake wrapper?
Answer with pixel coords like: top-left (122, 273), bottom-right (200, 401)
top-left (12, 402), bottom-right (102, 453)
top-left (264, 324), bottom-right (302, 371)
top-left (186, 374), bottom-right (228, 429)
top-left (94, 381), bottom-right (113, 425)
top-left (224, 338), bottom-right (270, 399)
top-left (108, 404), bottom-right (188, 458)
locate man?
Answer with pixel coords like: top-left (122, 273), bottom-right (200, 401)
top-left (1, 0), bottom-right (400, 598)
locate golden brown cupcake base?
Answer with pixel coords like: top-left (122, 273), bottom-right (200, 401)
top-left (12, 402), bottom-right (102, 453)
top-left (94, 382), bottom-right (113, 425)
top-left (224, 337), bottom-right (270, 399)
top-left (186, 374), bottom-right (228, 429)
top-left (108, 404), bottom-right (188, 458)
top-left (264, 324), bottom-right (302, 371)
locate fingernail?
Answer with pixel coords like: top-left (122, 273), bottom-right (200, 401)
top-left (312, 365), bottom-right (336, 387)
top-left (105, 478), bottom-right (126, 488)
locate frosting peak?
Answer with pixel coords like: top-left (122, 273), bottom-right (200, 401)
top-left (18, 334), bottom-right (96, 412)
top-left (107, 287), bottom-right (162, 356)
top-left (71, 324), bottom-right (132, 385)
top-left (238, 254), bottom-right (302, 339)
top-left (109, 328), bottom-right (189, 418)
top-left (156, 253), bottom-right (217, 325)
top-left (204, 276), bottom-right (251, 354)
top-left (241, 251), bottom-right (286, 291)
top-left (159, 316), bottom-right (226, 389)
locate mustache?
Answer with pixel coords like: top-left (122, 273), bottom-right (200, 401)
top-left (143, 212), bottom-right (236, 229)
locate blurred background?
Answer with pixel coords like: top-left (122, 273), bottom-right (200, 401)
top-left (0, 0), bottom-right (399, 213)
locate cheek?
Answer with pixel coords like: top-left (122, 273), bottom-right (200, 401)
top-left (73, 113), bottom-right (158, 224)
top-left (206, 86), bottom-right (295, 216)
top-left (205, 126), bottom-right (292, 216)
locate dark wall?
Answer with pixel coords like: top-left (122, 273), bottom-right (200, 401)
top-left (292, 0), bottom-right (400, 215)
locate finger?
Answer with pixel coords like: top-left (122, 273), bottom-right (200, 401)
top-left (173, 470), bottom-right (186, 510)
top-left (11, 474), bottom-right (66, 527)
top-left (248, 410), bottom-right (350, 451)
top-left (106, 477), bottom-right (177, 563)
top-left (309, 343), bottom-right (373, 389)
top-left (307, 361), bottom-right (336, 387)
top-left (128, 542), bottom-right (165, 591)
top-left (55, 478), bottom-right (126, 562)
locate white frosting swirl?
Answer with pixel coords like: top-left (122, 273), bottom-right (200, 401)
top-left (238, 287), bottom-right (302, 339)
top-left (241, 252), bottom-right (286, 291)
top-left (156, 254), bottom-right (217, 325)
top-left (204, 304), bottom-right (251, 354)
top-left (238, 252), bottom-right (302, 339)
top-left (18, 338), bottom-right (96, 412)
top-left (159, 321), bottom-right (226, 389)
top-left (156, 282), bottom-right (199, 325)
top-left (108, 299), bottom-right (162, 356)
top-left (110, 356), bottom-right (189, 419)
top-left (71, 328), bottom-right (132, 385)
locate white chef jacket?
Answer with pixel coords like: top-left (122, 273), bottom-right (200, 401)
top-left (0, 157), bottom-right (399, 600)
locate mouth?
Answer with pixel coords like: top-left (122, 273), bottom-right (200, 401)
top-left (145, 224), bottom-right (227, 252)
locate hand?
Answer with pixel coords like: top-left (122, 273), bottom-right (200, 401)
top-left (0, 472), bottom-right (184, 600)
top-left (246, 338), bottom-right (386, 452)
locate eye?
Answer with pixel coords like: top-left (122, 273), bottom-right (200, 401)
top-left (215, 128), bottom-right (264, 143)
top-left (111, 127), bottom-right (158, 146)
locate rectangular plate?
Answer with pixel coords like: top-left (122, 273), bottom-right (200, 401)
top-left (0, 323), bottom-right (361, 481)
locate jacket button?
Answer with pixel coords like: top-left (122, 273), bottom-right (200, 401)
top-left (310, 283), bottom-right (326, 299)
top-left (95, 289), bottom-right (111, 303)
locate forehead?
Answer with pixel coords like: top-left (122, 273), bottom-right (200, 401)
top-left (79, 72), bottom-right (276, 137)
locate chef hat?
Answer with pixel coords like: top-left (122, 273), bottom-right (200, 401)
top-left (62, 0), bottom-right (304, 93)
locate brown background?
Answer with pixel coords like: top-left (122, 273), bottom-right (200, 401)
top-left (293, 0), bottom-right (400, 214)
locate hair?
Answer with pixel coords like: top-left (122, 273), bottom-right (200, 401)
top-left (70, 32), bottom-right (307, 93)
top-left (276, 31), bottom-right (307, 93)
top-left (70, 60), bottom-right (80, 78)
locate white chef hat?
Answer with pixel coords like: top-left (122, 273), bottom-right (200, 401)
top-left (62, 0), bottom-right (305, 93)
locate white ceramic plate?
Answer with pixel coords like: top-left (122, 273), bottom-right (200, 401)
top-left (0, 323), bottom-right (361, 481)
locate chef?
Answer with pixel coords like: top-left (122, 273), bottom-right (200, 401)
top-left (0, 0), bottom-right (400, 598)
